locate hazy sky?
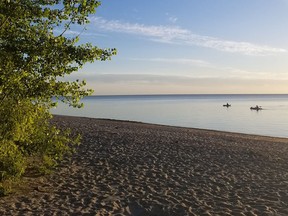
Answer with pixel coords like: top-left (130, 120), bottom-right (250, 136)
top-left (68, 0), bottom-right (288, 95)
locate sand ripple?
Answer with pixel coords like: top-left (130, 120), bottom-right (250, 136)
top-left (0, 116), bottom-right (288, 215)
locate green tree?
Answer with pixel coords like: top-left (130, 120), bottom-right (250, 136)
top-left (0, 0), bottom-right (116, 194)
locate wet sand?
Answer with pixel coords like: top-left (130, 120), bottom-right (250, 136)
top-left (0, 115), bottom-right (288, 215)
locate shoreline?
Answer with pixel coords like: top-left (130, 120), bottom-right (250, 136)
top-left (1, 115), bottom-right (288, 215)
top-left (54, 114), bottom-right (288, 140)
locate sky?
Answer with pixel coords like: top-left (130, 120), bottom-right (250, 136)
top-left (67, 0), bottom-right (288, 95)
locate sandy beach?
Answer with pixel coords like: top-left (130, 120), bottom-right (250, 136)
top-left (0, 115), bottom-right (288, 215)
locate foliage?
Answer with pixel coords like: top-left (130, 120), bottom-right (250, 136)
top-left (0, 0), bottom-right (116, 194)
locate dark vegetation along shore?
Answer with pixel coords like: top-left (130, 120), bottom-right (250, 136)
top-left (1, 115), bottom-right (288, 215)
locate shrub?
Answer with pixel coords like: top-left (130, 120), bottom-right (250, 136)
top-left (0, 0), bottom-right (115, 195)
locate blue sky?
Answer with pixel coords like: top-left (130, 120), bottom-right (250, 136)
top-left (68, 0), bottom-right (288, 95)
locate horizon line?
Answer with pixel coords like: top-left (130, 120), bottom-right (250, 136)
top-left (88, 93), bottom-right (288, 97)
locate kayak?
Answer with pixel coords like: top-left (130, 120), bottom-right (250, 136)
top-left (250, 106), bottom-right (262, 110)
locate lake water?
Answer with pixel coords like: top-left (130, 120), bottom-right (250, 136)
top-left (51, 94), bottom-right (288, 138)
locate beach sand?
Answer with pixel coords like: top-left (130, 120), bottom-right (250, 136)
top-left (0, 115), bottom-right (288, 215)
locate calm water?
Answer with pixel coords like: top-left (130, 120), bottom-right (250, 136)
top-left (52, 94), bottom-right (288, 138)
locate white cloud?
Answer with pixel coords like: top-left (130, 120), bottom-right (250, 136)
top-left (165, 13), bottom-right (178, 24)
top-left (72, 68), bottom-right (288, 83)
top-left (90, 17), bottom-right (286, 56)
top-left (54, 28), bottom-right (107, 38)
top-left (127, 57), bottom-right (288, 79)
top-left (168, 16), bottom-right (178, 24)
top-left (83, 74), bottom-right (288, 87)
top-left (129, 57), bottom-right (211, 67)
